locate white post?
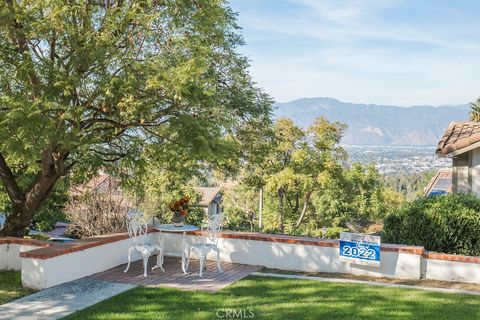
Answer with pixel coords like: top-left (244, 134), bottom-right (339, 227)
top-left (258, 187), bottom-right (263, 229)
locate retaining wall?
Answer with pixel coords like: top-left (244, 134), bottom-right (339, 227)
top-left (1, 230), bottom-right (478, 290)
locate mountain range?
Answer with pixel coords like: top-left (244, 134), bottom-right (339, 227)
top-left (274, 97), bottom-right (470, 146)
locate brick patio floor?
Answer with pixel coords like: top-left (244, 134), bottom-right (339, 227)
top-left (87, 256), bottom-right (261, 292)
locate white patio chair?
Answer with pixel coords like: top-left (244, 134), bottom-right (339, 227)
top-left (124, 210), bottom-right (164, 277)
top-left (186, 214), bottom-right (224, 277)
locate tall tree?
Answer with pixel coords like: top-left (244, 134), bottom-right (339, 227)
top-left (0, 0), bottom-right (271, 236)
top-left (470, 97), bottom-right (480, 121)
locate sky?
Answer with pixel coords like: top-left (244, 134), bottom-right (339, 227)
top-left (229, 0), bottom-right (480, 106)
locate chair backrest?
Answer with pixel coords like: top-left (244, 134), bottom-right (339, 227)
top-left (201, 214), bottom-right (224, 246)
top-left (126, 209), bottom-right (148, 245)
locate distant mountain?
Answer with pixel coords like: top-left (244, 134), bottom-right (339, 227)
top-left (274, 97), bottom-right (470, 146)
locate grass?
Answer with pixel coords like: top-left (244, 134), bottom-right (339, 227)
top-left (65, 276), bottom-right (479, 320)
top-left (0, 271), bottom-right (35, 305)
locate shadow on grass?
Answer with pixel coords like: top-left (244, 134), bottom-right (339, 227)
top-left (0, 271), bottom-right (35, 305)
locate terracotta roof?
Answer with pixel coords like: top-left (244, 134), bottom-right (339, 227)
top-left (71, 173), bottom-right (122, 195)
top-left (437, 122), bottom-right (480, 156)
top-left (194, 187), bottom-right (222, 206)
top-left (423, 168), bottom-right (452, 197)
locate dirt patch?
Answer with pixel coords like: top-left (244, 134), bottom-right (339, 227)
top-left (259, 268), bottom-right (480, 291)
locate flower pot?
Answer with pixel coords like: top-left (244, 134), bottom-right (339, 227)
top-left (173, 211), bottom-right (184, 227)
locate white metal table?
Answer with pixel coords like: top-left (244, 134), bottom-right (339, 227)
top-left (153, 224), bottom-right (198, 274)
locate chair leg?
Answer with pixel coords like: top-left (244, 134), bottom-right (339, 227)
top-left (124, 247), bottom-right (133, 273)
top-left (215, 248), bottom-right (223, 272)
top-left (142, 256), bottom-right (149, 277)
top-left (199, 254), bottom-right (205, 277)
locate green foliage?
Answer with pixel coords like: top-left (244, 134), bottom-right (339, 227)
top-left (0, 0), bottom-right (271, 235)
top-left (0, 175), bottom-right (68, 231)
top-left (25, 233), bottom-right (51, 241)
top-left (309, 226), bottom-right (349, 239)
top-left (126, 147), bottom-right (207, 227)
top-left (224, 117), bottom-right (402, 236)
top-left (312, 163), bottom-right (403, 230)
top-left (222, 184), bottom-right (259, 231)
top-left (31, 180), bottom-right (68, 231)
top-left (383, 193), bottom-right (480, 255)
top-left (384, 171), bottom-right (435, 200)
top-left (470, 97), bottom-right (480, 122)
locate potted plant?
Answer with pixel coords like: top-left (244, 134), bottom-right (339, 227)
top-left (168, 196), bottom-right (190, 227)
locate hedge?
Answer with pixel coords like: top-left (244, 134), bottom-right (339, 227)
top-left (383, 193), bottom-right (480, 256)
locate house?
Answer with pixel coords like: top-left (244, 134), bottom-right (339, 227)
top-left (71, 172), bottom-right (122, 196)
top-left (423, 168), bottom-right (452, 197)
top-left (437, 122), bottom-right (480, 196)
top-left (194, 187), bottom-right (222, 216)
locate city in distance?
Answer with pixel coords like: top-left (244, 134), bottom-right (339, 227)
top-left (275, 97), bottom-right (465, 173)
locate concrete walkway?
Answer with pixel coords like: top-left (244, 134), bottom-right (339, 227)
top-left (0, 278), bottom-right (136, 320)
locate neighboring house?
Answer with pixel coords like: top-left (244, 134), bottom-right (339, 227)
top-left (194, 187), bottom-right (222, 216)
top-left (437, 122), bottom-right (480, 196)
top-left (424, 168), bottom-right (452, 197)
top-left (71, 172), bottom-right (122, 196)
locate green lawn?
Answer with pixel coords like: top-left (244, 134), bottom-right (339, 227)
top-left (0, 271), bottom-right (35, 305)
top-left (65, 276), bottom-right (479, 320)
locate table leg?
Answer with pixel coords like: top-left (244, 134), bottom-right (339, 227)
top-left (181, 231), bottom-right (187, 274)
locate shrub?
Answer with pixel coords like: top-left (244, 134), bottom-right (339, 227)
top-left (65, 193), bottom-right (128, 238)
top-left (383, 193), bottom-right (480, 255)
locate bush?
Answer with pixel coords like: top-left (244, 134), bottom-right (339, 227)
top-left (383, 193), bottom-right (480, 255)
top-left (65, 193), bottom-right (128, 238)
top-left (309, 226), bottom-right (349, 239)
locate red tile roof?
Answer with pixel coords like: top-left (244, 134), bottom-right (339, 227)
top-left (437, 122), bottom-right (480, 156)
top-left (194, 187), bottom-right (222, 206)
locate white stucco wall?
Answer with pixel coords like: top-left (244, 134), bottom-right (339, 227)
top-left (424, 258), bottom-right (480, 283)
top-left (0, 243), bottom-right (43, 271)
top-left (16, 231), bottom-right (480, 290)
top-left (159, 233), bottom-right (422, 280)
top-left (470, 148), bottom-right (480, 196)
top-left (21, 233), bottom-right (156, 290)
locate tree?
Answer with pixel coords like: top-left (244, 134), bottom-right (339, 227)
top-left (0, 0), bottom-right (271, 236)
top-left (470, 97), bottom-right (480, 121)
top-left (236, 117), bottom-right (346, 233)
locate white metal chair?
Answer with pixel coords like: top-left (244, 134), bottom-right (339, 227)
top-left (186, 214), bottom-right (224, 277)
top-left (124, 210), bottom-right (164, 277)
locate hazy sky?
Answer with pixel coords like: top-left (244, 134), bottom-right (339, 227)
top-left (230, 0), bottom-right (480, 106)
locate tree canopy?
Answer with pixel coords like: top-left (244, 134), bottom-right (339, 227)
top-left (0, 0), bottom-right (271, 236)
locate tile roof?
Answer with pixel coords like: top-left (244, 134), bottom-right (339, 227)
top-left (71, 173), bottom-right (122, 195)
top-left (437, 122), bottom-right (480, 156)
top-left (423, 168), bottom-right (452, 197)
top-left (194, 187), bottom-right (222, 206)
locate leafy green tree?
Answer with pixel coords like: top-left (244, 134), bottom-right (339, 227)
top-left (222, 183), bottom-right (259, 231)
top-left (470, 97), bottom-right (480, 121)
top-left (225, 117), bottom-right (404, 236)
top-left (0, 0), bottom-right (271, 236)
top-left (231, 117), bottom-right (346, 233)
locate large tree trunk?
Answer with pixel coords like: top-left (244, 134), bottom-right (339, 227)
top-left (0, 148), bottom-right (67, 237)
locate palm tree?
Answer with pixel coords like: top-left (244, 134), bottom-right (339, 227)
top-left (470, 97), bottom-right (480, 122)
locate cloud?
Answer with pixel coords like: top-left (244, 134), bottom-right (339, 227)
top-left (231, 0), bottom-right (480, 105)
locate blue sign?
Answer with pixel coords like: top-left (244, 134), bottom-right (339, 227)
top-left (339, 232), bottom-right (381, 267)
